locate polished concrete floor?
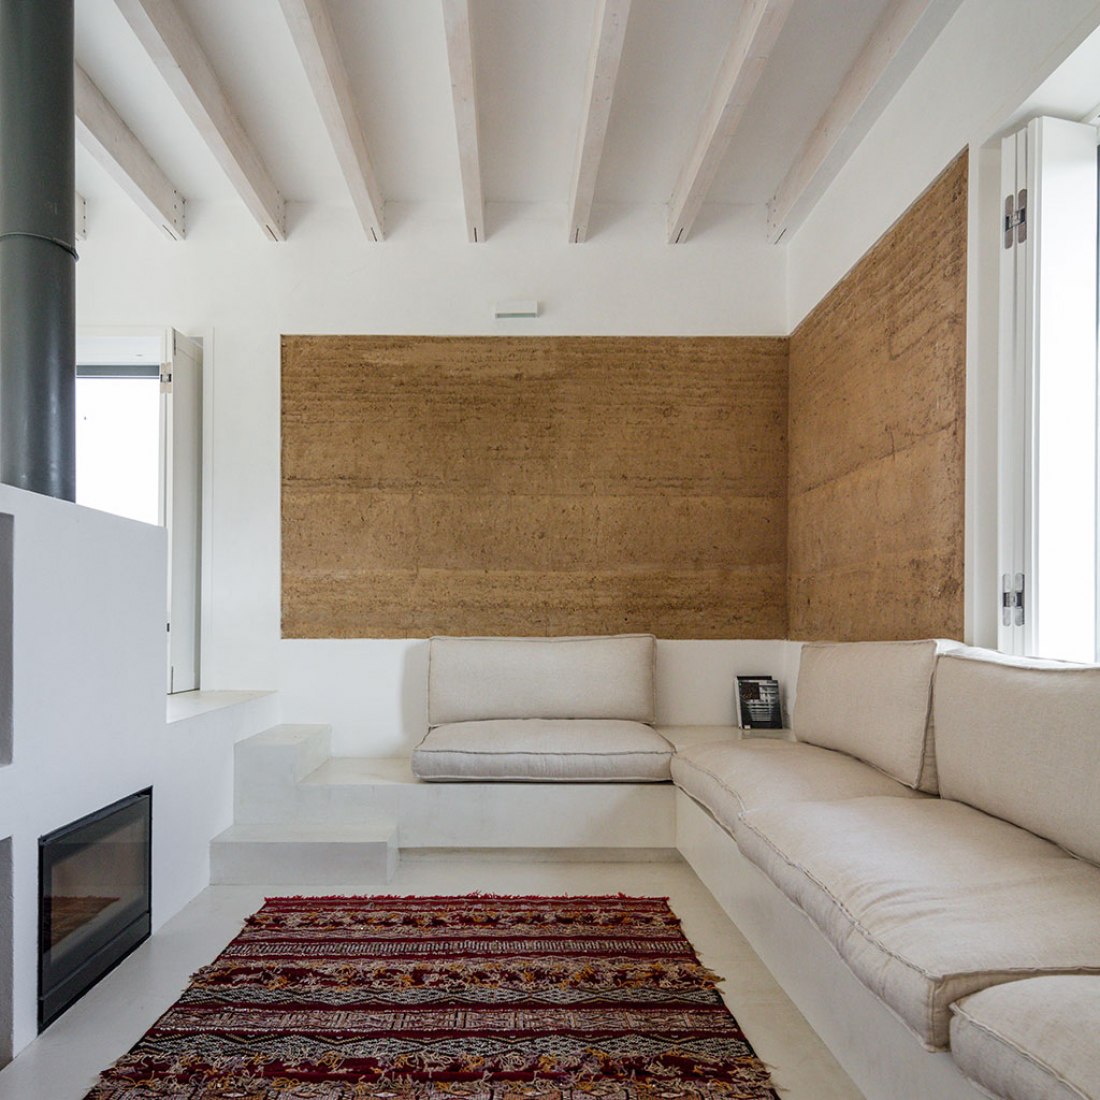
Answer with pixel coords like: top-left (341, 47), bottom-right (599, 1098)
top-left (0, 856), bottom-right (864, 1099)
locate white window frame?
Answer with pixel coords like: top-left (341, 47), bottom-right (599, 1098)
top-left (998, 117), bottom-right (1099, 662)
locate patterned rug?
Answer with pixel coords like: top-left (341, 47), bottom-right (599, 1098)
top-left (84, 894), bottom-right (780, 1099)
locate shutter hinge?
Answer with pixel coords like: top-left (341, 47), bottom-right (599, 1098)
top-left (1002, 572), bottom-right (1025, 626)
top-left (160, 370), bottom-right (172, 393)
top-left (1003, 188), bottom-right (1027, 248)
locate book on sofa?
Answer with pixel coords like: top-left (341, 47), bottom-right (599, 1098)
top-left (736, 675), bottom-right (783, 730)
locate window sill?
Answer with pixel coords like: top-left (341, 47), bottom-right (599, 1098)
top-left (166, 690), bottom-right (274, 725)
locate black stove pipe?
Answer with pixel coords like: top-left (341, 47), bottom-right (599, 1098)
top-left (0, 0), bottom-right (76, 501)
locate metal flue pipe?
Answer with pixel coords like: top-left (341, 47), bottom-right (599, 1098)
top-left (0, 0), bottom-right (77, 501)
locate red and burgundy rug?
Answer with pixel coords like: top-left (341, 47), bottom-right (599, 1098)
top-left (84, 893), bottom-right (780, 1099)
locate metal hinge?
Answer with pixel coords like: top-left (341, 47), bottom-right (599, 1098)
top-left (1002, 572), bottom-right (1025, 626)
top-left (159, 369), bottom-right (172, 394)
top-left (1003, 188), bottom-right (1027, 248)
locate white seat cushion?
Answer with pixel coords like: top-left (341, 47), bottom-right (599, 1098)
top-left (737, 797), bottom-right (1100, 1049)
top-left (671, 739), bottom-right (922, 835)
top-left (412, 719), bottom-right (673, 781)
top-left (951, 976), bottom-right (1100, 1100)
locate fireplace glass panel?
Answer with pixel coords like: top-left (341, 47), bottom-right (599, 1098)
top-left (39, 789), bottom-right (151, 1029)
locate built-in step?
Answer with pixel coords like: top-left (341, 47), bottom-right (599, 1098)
top-left (234, 724), bottom-right (332, 824)
top-left (210, 820), bottom-right (398, 885)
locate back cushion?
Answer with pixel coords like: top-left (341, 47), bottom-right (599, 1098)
top-left (794, 639), bottom-right (949, 791)
top-left (934, 648), bottom-right (1100, 864)
top-left (428, 634), bottom-right (656, 725)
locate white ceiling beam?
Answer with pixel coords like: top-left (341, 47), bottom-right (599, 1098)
top-left (568, 0), bottom-right (632, 244)
top-left (74, 64), bottom-right (185, 240)
top-left (441, 0), bottom-right (484, 243)
top-left (667, 0), bottom-right (793, 244)
top-left (279, 0), bottom-right (384, 242)
top-left (74, 193), bottom-right (88, 241)
top-left (113, 0), bottom-right (286, 241)
top-left (767, 0), bottom-right (940, 243)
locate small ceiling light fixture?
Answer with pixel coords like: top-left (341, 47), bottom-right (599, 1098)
top-left (493, 299), bottom-right (540, 320)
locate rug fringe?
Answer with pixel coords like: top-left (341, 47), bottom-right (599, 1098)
top-left (261, 892), bottom-right (674, 903)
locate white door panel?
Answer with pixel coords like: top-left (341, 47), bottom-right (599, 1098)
top-left (164, 331), bottom-right (202, 693)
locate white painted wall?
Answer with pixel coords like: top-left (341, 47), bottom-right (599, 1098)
top-left (77, 198), bottom-right (789, 754)
top-left (0, 486), bottom-right (276, 1059)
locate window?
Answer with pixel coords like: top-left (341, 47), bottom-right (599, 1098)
top-left (76, 366), bottom-right (161, 525)
top-left (76, 329), bottom-right (204, 692)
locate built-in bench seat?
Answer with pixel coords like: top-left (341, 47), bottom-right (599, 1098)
top-left (738, 795), bottom-right (1100, 1050)
top-left (413, 633), bottom-right (674, 782)
top-left (718, 642), bottom-right (1100, 1099)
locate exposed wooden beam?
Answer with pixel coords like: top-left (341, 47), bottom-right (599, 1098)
top-left (667, 0), bottom-right (793, 244)
top-left (441, 0), bottom-right (484, 243)
top-left (74, 192), bottom-right (87, 241)
top-left (114, 0), bottom-right (286, 240)
top-left (568, 0), bottom-right (632, 243)
top-left (74, 64), bottom-right (185, 240)
top-left (279, 0), bottom-right (384, 241)
top-left (767, 0), bottom-right (940, 242)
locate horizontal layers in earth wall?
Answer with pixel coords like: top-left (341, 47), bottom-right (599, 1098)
top-left (787, 150), bottom-right (968, 642)
top-left (282, 336), bottom-right (789, 640)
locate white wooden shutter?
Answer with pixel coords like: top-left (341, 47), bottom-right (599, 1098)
top-left (998, 117), bottom-right (1098, 661)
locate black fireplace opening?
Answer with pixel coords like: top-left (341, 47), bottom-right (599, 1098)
top-left (38, 788), bottom-right (152, 1030)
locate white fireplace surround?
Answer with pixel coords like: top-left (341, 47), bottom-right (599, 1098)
top-left (0, 485), bottom-right (277, 1063)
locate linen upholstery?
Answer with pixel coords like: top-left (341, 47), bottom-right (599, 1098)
top-left (950, 976), bottom-right (1100, 1100)
top-left (736, 796), bottom-right (1100, 1049)
top-left (934, 647), bottom-right (1100, 865)
top-left (670, 739), bottom-right (922, 836)
top-left (427, 634), bottom-right (656, 725)
top-left (793, 639), bottom-right (955, 791)
top-left (412, 719), bottom-right (673, 781)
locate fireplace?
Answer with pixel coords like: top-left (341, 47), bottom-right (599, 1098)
top-left (38, 789), bottom-right (151, 1029)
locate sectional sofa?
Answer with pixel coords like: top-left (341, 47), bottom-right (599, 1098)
top-left (412, 634), bottom-right (1100, 1100)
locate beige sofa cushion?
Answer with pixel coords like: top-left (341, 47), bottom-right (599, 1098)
top-left (794, 639), bottom-right (955, 791)
top-left (427, 635), bottom-right (655, 725)
top-left (411, 719), bottom-right (673, 781)
top-left (950, 976), bottom-right (1100, 1100)
top-left (934, 647), bottom-right (1100, 865)
top-left (671, 739), bottom-right (922, 835)
top-left (737, 797), bottom-right (1100, 1049)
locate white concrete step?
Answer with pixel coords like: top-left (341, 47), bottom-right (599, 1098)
top-left (210, 820), bottom-right (398, 885)
top-left (234, 724), bottom-right (332, 823)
